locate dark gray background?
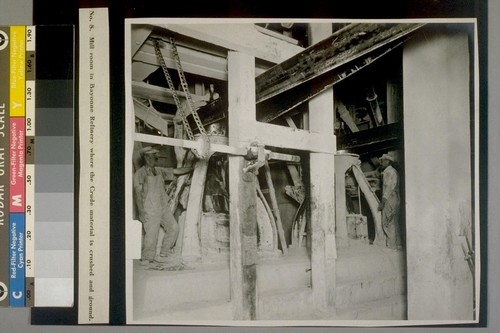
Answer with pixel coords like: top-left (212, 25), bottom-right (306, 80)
top-left (0, 0), bottom-right (497, 331)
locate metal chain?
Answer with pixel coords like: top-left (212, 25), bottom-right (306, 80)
top-left (153, 38), bottom-right (195, 140)
top-left (168, 37), bottom-right (207, 137)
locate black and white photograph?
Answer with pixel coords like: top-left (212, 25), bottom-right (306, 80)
top-left (124, 19), bottom-right (480, 325)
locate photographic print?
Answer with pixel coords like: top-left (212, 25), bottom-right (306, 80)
top-left (124, 19), bottom-right (480, 326)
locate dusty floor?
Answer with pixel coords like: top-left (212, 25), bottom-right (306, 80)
top-left (131, 241), bottom-right (406, 323)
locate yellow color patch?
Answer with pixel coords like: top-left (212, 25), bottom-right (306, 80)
top-left (10, 26), bottom-right (25, 117)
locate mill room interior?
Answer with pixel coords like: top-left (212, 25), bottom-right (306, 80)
top-left (126, 21), bottom-right (477, 323)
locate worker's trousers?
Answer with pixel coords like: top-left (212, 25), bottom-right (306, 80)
top-left (142, 209), bottom-right (179, 260)
top-left (382, 203), bottom-right (401, 249)
top-left (141, 174), bottom-right (180, 261)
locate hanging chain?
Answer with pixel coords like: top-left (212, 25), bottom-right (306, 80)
top-left (153, 38), bottom-right (195, 140)
top-left (167, 37), bottom-right (207, 137)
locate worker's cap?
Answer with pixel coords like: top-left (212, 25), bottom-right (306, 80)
top-left (379, 153), bottom-right (394, 162)
top-left (140, 146), bottom-right (159, 156)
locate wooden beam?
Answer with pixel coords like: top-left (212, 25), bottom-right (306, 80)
top-left (133, 99), bottom-right (173, 136)
top-left (227, 51), bottom-right (258, 320)
top-left (256, 23), bottom-right (425, 123)
top-left (141, 125), bottom-right (326, 158)
top-left (308, 23), bottom-right (337, 313)
top-left (263, 162), bottom-right (288, 255)
top-left (257, 23), bottom-right (424, 102)
top-left (337, 100), bottom-right (359, 133)
top-left (134, 38), bottom-right (228, 81)
top-left (351, 164), bottom-right (384, 246)
top-left (310, 154), bottom-right (336, 308)
top-left (181, 159), bottom-right (208, 261)
top-left (256, 38), bottom-right (408, 123)
top-left (255, 122), bottom-right (336, 154)
top-left (131, 24), bottom-right (153, 58)
top-left (131, 56), bottom-right (266, 85)
top-left (228, 157), bottom-right (257, 320)
top-left (132, 80), bottom-right (205, 104)
top-left (284, 116), bottom-right (297, 128)
top-left (163, 23), bottom-right (303, 64)
top-left (334, 153), bottom-right (360, 246)
top-left (134, 132), bottom-right (301, 163)
top-left (131, 61), bottom-right (158, 82)
top-left (337, 122), bottom-right (402, 153)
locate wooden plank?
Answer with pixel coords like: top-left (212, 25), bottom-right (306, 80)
top-left (227, 51), bottom-right (257, 320)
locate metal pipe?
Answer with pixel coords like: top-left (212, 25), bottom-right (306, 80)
top-left (366, 87), bottom-right (384, 126)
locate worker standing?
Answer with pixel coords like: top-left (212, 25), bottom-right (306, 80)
top-left (134, 146), bottom-right (179, 264)
top-left (378, 153), bottom-right (402, 250)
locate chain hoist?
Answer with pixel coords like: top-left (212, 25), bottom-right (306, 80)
top-left (153, 38), bottom-right (208, 141)
top-left (167, 37), bottom-right (208, 138)
top-left (149, 36), bottom-right (301, 165)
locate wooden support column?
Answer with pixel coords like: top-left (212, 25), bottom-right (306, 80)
top-left (334, 153), bottom-right (360, 247)
top-left (227, 51), bottom-right (258, 320)
top-left (181, 158), bottom-right (208, 261)
top-left (263, 162), bottom-right (288, 255)
top-left (308, 24), bottom-right (337, 312)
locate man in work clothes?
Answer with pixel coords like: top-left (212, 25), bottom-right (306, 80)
top-left (134, 146), bottom-right (179, 264)
top-left (378, 153), bottom-right (402, 250)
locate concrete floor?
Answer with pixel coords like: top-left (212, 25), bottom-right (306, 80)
top-left (132, 241), bottom-right (407, 323)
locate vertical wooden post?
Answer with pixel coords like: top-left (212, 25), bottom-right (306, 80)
top-left (227, 51), bottom-right (258, 320)
top-left (263, 162), bottom-right (288, 255)
top-left (334, 153), bottom-right (360, 247)
top-left (308, 24), bottom-right (337, 312)
top-left (181, 158), bottom-right (208, 261)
